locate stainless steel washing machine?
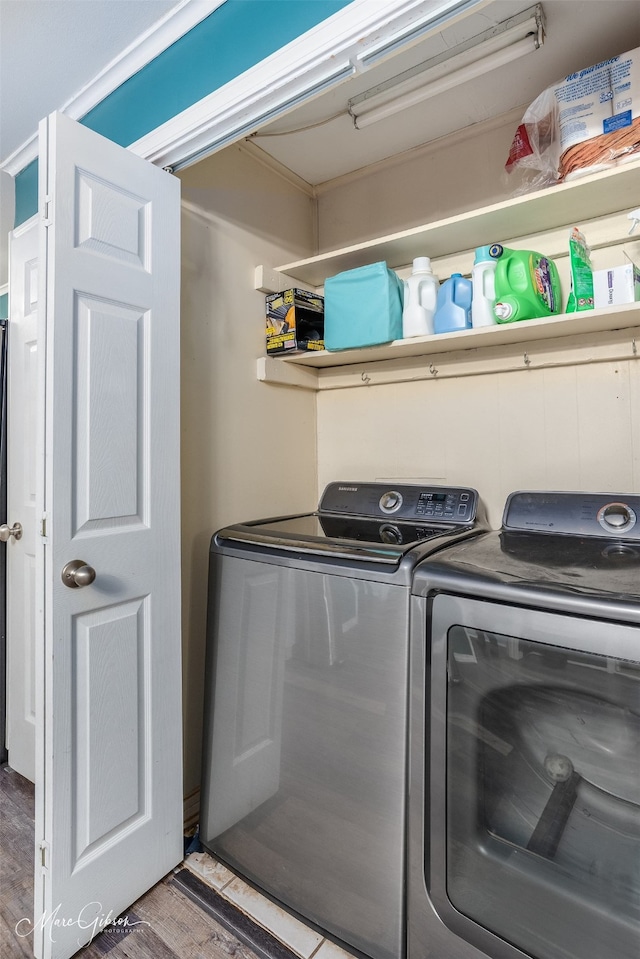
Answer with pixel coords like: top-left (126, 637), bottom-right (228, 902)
top-left (200, 481), bottom-right (486, 959)
top-left (409, 490), bottom-right (640, 959)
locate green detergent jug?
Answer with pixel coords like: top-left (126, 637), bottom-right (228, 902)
top-left (490, 244), bottom-right (561, 323)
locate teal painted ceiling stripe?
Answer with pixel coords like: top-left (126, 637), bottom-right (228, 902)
top-left (15, 160), bottom-right (38, 226)
top-left (83, 0), bottom-right (351, 146)
top-left (14, 0), bottom-right (351, 226)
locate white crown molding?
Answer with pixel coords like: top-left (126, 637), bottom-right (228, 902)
top-left (130, 0), bottom-right (488, 171)
top-left (1, 0), bottom-right (226, 176)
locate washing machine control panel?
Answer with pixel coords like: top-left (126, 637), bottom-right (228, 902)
top-left (414, 489), bottom-right (475, 522)
top-left (504, 491), bottom-right (640, 538)
top-left (320, 482), bottom-right (479, 525)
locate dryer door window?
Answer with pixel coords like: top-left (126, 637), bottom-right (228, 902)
top-left (428, 596), bottom-right (640, 959)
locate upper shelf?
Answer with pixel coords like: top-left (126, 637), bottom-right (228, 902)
top-left (275, 159), bottom-right (640, 287)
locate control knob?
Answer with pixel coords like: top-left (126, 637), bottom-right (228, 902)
top-left (380, 490), bottom-right (403, 513)
top-left (380, 524), bottom-right (402, 545)
top-left (597, 502), bottom-right (636, 534)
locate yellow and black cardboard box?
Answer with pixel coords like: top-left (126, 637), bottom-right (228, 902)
top-left (266, 288), bottom-right (325, 354)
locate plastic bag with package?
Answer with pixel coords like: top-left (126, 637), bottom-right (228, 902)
top-left (505, 47), bottom-right (640, 194)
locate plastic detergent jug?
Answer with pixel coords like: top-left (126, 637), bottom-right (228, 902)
top-left (402, 257), bottom-right (439, 337)
top-left (433, 273), bottom-right (472, 334)
top-left (471, 245), bottom-right (498, 328)
top-left (492, 244), bottom-right (561, 323)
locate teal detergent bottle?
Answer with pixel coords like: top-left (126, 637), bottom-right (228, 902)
top-left (433, 273), bottom-right (472, 334)
top-left (491, 244), bottom-right (561, 323)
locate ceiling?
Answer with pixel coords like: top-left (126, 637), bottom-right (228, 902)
top-left (1, 0), bottom-right (639, 185)
top-left (0, 0), bottom-right (179, 165)
top-left (251, 0), bottom-right (640, 185)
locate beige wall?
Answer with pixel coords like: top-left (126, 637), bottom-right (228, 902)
top-left (316, 359), bottom-right (640, 530)
top-left (178, 144), bottom-right (317, 799)
top-left (316, 108), bottom-right (521, 252)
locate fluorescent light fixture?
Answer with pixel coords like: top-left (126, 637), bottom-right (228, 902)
top-left (359, 0), bottom-right (488, 68)
top-left (349, 3), bottom-right (544, 130)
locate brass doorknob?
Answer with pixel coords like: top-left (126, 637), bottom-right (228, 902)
top-left (61, 560), bottom-right (96, 589)
top-left (0, 522), bottom-right (22, 542)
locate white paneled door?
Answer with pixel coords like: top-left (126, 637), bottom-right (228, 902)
top-left (7, 216), bottom-right (39, 784)
top-left (33, 112), bottom-right (182, 959)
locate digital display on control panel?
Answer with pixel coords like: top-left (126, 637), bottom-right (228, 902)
top-left (415, 489), bottom-right (474, 521)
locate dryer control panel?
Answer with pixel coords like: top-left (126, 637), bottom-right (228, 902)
top-left (504, 490), bottom-right (640, 538)
top-left (320, 482), bottom-right (479, 525)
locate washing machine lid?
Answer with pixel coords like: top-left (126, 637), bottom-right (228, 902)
top-left (215, 482), bottom-right (483, 566)
top-left (215, 512), bottom-right (459, 564)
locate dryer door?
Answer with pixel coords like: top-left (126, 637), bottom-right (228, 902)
top-left (427, 595), bottom-right (640, 959)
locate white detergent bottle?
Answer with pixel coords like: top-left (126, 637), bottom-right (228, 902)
top-left (403, 257), bottom-right (439, 337)
top-left (471, 245), bottom-right (499, 328)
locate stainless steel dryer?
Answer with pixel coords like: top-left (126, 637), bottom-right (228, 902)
top-left (409, 490), bottom-right (640, 959)
top-left (200, 481), bottom-right (486, 959)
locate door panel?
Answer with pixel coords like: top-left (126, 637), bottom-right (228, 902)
top-left (7, 216), bottom-right (39, 782)
top-left (73, 295), bottom-right (146, 531)
top-left (34, 112), bottom-right (182, 959)
top-left (427, 594), bottom-right (640, 959)
top-left (73, 598), bottom-right (148, 860)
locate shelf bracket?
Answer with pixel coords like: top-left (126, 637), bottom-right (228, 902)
top-left (627, 209), bottom-right (640, 235)
top-left (257, 356), bottom-right (319, 391)
top-left (254, 265), bottom-right (316, 295)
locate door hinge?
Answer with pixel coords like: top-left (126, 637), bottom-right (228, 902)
top-left (39, 840), bottom-right (50, 870)
top-left (40, 515), bottom-right (47, 538)
top-left (43, 195), bottom-right (52, 227)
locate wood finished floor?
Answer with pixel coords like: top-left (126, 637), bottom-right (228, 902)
top-left (0, 765), bottom-right (267, 959)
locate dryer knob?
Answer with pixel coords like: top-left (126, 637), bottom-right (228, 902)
top-left (597, 502), bottom-right (636, 533)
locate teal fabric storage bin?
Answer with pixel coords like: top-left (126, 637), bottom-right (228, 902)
top-left (324, 261), bottom-right (404, 350)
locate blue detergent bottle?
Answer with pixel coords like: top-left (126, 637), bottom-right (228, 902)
top-left (433, 273), bottom-right (473, 334)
